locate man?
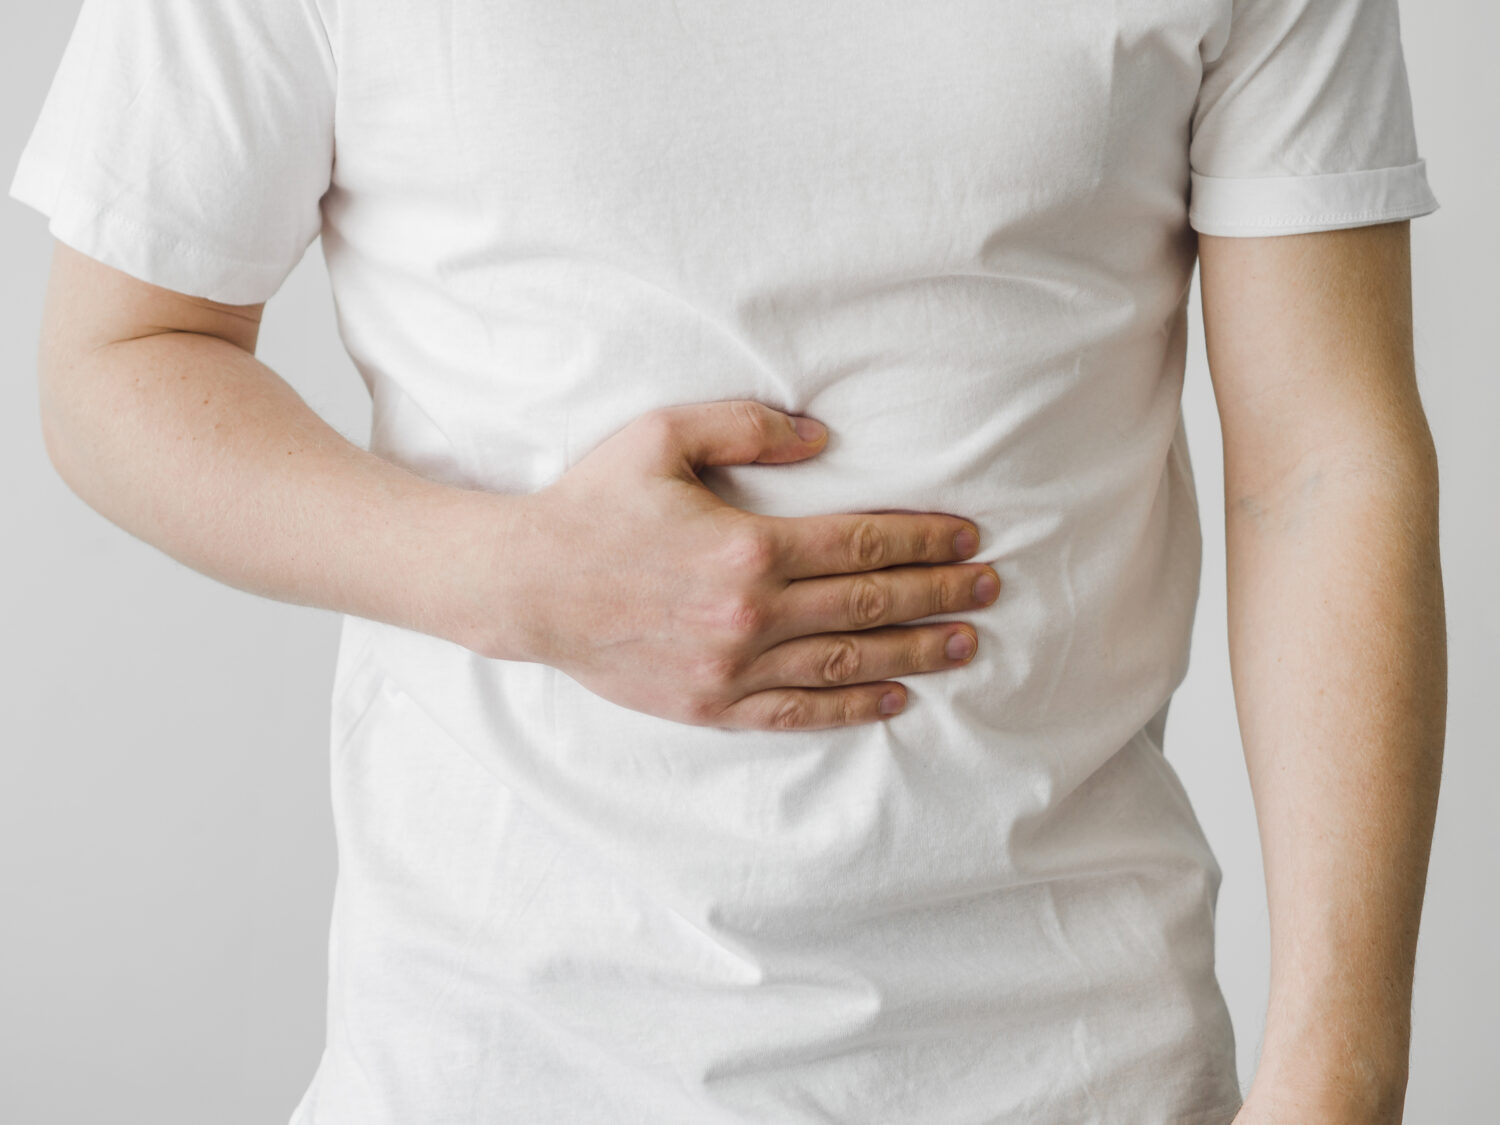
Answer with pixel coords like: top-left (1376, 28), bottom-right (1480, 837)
top-left (13, 0), bottom-right (1445, 1121)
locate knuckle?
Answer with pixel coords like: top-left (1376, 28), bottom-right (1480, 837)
top-left (819, 637), bottom-right (861, 685)
top-left (767, 694), bottom-right (810, 731)
top-left (721, 594), bottom-right (769, 638)
top-left (909, 635), bottom-right (934, 672)
top-left (692, 651), bottom-right (743, 694)
top-left (837, 692), bottom-right (861, 727)
top-left (730, 400), bottom-right (776, 444)
top-left (636, 408), bottom-right (677, 448)
top-left (719, 524), bottom-right (777, 577)
top-left (915, 523), bottom-right (939, 561)
top-left (846, 576), bottom-right (889, 629)
top-left (684, 695), bottom-right (730, 727)
top-left (844, 519), bottom-right (887, 570)
top-left (931, 571), bottom-right (958, 613)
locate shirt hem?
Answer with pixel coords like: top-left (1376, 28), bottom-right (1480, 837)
top-left (9, 151), bottom-right (297, 305)
top-left (1187, 158), bottom-right (1440, 237)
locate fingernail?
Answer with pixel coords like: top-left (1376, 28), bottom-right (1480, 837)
top-left (878, 690), bottom-right (905, 715)
top-left (945, 631), bottom-right (976, 661)
top-left (792, 416), bottom-right (826, 442)
top-left (973, 573), bottom-right (1000, 604)
top-left (953, 527), bottom-right (979, 556)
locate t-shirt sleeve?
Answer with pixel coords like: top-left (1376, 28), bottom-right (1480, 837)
top-left (1187, 0), bottom-right (1439, 237)
top-left (8, 0), bottom-right (336, 306)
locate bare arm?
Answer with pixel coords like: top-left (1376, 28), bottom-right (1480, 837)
top-left (1198, 221), bottom-right (1446, 1122)
top-left (36, 240), bottom-right (514, 647)
top-left (34, 239), bottom-right (1000, 731)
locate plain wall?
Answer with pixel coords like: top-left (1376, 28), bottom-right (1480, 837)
top-left (2, 3), bottom-right (1493, 1120)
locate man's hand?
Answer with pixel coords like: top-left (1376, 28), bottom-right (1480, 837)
top-left (459, 400), bottom-right (1001, 731)
top-left (36, 243), bottom-right (998, 733)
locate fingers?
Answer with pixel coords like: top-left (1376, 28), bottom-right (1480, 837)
top-left (767, 509), bottom-right (981, 581)
top-left (703, 622), bottom-right (984, 731)
top-left (640, 401), bottom-right (827, 480)
top-left (735, 623), bottom-right (979, 697)
top-left (758, 561), bottom-right (1000, 647)
top-left (711, 681), bottom-right (910, 731)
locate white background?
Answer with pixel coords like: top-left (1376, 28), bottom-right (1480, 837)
top-left (2, 2), bottom-right (1493, 1120)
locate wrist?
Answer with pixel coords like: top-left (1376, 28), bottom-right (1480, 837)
top-left (1256, 973), bottom-right (1412, 1090)
top-left (416, 484), bottom-right (544, 663)
top-left (1250, 1043), bottom-right (1408, 1124)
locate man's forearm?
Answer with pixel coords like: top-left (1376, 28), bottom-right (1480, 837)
top-left (1224, 435), bottom-right (1446, 1118)
top-left (41, 329), bottom-right (521, 652)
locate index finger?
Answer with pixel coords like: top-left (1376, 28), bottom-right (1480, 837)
top-left (766, 510), bottom-right (981, 581)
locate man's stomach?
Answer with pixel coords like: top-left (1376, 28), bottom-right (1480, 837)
top-left (315, 256), bottom-right (1236, 1116)
top-left (341, 264), bottom-right (1212, 925)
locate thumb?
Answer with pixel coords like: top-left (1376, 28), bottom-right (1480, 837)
top-left (651, 400), bottom-right (827, 477)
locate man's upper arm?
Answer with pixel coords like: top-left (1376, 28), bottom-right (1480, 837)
top-left (36, 240), bottom-right (267, 469)
top-left (40, 240), bottom-right (265, 371)
top-left (1196, 221), bottom-right (1438, 502)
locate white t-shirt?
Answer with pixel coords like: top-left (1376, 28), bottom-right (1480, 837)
top-left (12, 2), bottom-right (1439, 1121)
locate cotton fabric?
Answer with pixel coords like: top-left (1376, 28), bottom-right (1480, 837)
top-left (11, 1), bottom-right (1439, 1122)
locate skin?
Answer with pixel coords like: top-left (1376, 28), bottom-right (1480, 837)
top-left (1197, 221), bottom-right (1445, 1124)
top-left (36, 239), bottom-right (1000, 731)
top-left (36, 217), bottom-right (1445, 1116)
top-left (488, 402), bottom-right (1002, 728)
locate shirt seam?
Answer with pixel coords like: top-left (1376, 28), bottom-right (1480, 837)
top-left (307, 0), bottom-right (340, 179)
top-left (308, 0), bottom-right (340, 80)
top-left (1190, 201), bottom-right (1436, 229)
top-left (1189, 158), bottom-right (1428, 186)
